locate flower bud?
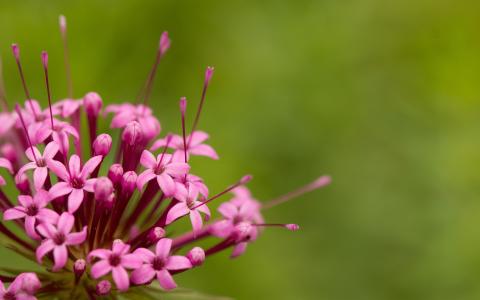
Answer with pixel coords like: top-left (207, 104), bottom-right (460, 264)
top-left (84, 92), bottom-right (103, 117)
top-left (122, 121), bottom-right (144, 146)
top-left (1, 143), bottom-right (18, 165)
top-left (285, 224), bottom-right (300, 231)
top-left (18, 272), bottom-right (41, 294)
top-left (96, 280), bottom-right (111, 296)
top-left (108, 164), bottom-right (123, 186)
top-left (74, 259), bottom-right (86, 277)
top-left (121, 171), bottom-right (137, 194)
top-left (15, 173), bottom-right (30, 194)
top-left (94, 177), bottom-right (114, 202)
top-left (187, 247), bottom-right (205, 267)
top-left (93, 133), bottom-right (112, 156)
top-left (147, 227), bottom-right (165, 244)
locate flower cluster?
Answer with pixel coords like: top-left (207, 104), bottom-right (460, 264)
top-left (0, 16), bottom-right (331, 299)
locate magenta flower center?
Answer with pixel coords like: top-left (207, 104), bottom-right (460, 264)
top-left (70, 177), bottom-right (84, 189)
top-left (26, 204), bottom-right (39, 216)
top-left (36, 158), bottom-right (46, 167)
top-left (108, 254), bottom-right (121, 267)
top-left (53, 233), bottom-right (66, 245)
top-left (152, 257), bottom-right (165, 270)
top-left (154, 165), bottom-right (165, 175)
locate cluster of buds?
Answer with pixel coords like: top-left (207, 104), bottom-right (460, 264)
top-left (0, 16), bottom-right (331, 299)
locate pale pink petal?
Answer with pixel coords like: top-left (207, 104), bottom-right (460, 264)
top-left (121, 254), bottom-right (142, 269)
top-left (36, 239), bottom-right (55, 263)
top-left (0, 158), bottom-right (13, 173)
top-left (84, 178), bottom-right (96, 193)
top-left (131, 264), bottom-right (156, 285)
top-left (165, 256), bottom-right (192, 271)
top-left (111, 111), bottom-right (134, 128)
top-left (25, 147), bottom-right (42, 162)
top-left (157, 173), bottom-right (176, 196)
top-left (24, 216), bottom-right (40, 240)
top-left (88, 249), bottom-right (112, 261)
top-left (164, 163), bottom-right (190, 176)
top-left (33, 167), bottom-right (48, 190)
top-left (137, 169), bottom-right (156, 190)
top-left (16, 162), bottom-right (36, 179)
top-left (52, 131), bottom-right (69, 155)
top-left (47, 160), bottom-right (70, 181)
top-left (231, 242), bottom-right (248, 258)
top-left (37, 208), bottom-right (59, 223)
top-left (189, 210), bottom-right (203, 234)
top-left (66, 226), bottom-right (87, 245)
top-left (112, 240), bottom-right (130, 255)
top-left (68, 155), bottom-right (81, 177)
top-left (134, 248), bottom-right (155, 263)
top-left (80, 155), bottom-right (102, 180)
top-left (150, 138), bottom-right (168, 151)
top-left (156, 269), bottom-right (177, 290)
top-left (189, 144), bottom-right (219, 159)
top-left (53, 245), bottom-right (68, 271)
top-left (43, 142), bottom-right (59, 159)
top-left (140, 150), bottom-right (157, 169)
top-left (165, 203), bottom-right (189, 225)
top-left (3, 207), bottom-right (26, 220)
top-left (188, 131), bottom-right (209, 146)
top-left (112, 267), bottom-right (129, 291)
top-left (57, 212), bottom-right (75, 234)
top-left (34, 189), bottom-right (51, 207)
top-left (155, 238), bottom-right (172, 259)
top-left (196, 203), bottom-right (211, 220)
top-left (91, 260), bottom-right (112, 278)
top-left (49, 182), bottom-right (72, 199)
top-left (36, 222), bottom-right (57, 239)
top-left (68, 189), bottom-right (84, 213)
top-left (18, 195), bottom-right (33, 207)
top-left (217, 202), bottom-right (238, 219)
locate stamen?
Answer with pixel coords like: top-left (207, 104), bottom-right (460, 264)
top-left (59, 15), bottom-right (73, 98)
top-left (14, 104), bottom-right (38, 164)
top-left (0, 56), bottom-right (8, 111)
top-left (179, 97), bottom-right (188, 163)
top-left (262, 175), bottom-right (331, 209)
top-left (189, 66), bottom-right (214, 142)
top-left (191, 175), bottom-right (252, 210)
top-left (41, 51), bottom-right (54, 129)
top-left (252, 223), bottom-right (300, 231)
top-left (11, 44), bottom-right (37, 119)
top-left (138, 31), bottom-right (170, 105)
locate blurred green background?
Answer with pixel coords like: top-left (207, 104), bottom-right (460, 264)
top-left (1, 0), bottom-right (480, 299)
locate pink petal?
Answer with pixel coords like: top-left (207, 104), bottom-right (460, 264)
top-left (111, 111), bottom-right (134, 128)
top-left (189, 144), bottom-right (219, 159)
top-left (66, 226), bottom-right (87, 245)
top-left (112, 240), bottom-right (131, 255)
top-left (37, 208), bottom-right (59, 223)
top-left (231, 242), bottom-right (248, 258)
top-left (165, 256), bottom-right (192, 271)
top-left (25, 147), bottom-right (42, 162)
top-left (217, 202), bottom-right (238, 219)
top-left (157, 173), bottom-right (176, 196)
top-left (165, 203), bottom-right (189, 225)
top-left (43, 142), bottom-right (59, 159)
top-left (3, 207), bottom-right (26, 220)
top-left (16, 162), bottom-right (36, 180)
top-left (57, 212), bottom-right (75, 233)
top-left (165, 163), bottom-right (190, 176)
top-left (53, 245), bottom-right (68, 271)
top-left (24, 216), bottom-right (40, 240)
top-left (18, 195), bottom-right (33, 207)
top-left (68, 155), bottom-right (81, 177)
top-left (156, 269), bottom-right (177, 290)
top-left (134, 248), bottom-right (155, 263)
top-left (36, 222), bottom-right (57, 239)
top-left (0, 158), bottom-right (13, 173)
top-left (68, 189), bottom-right (84, 213)
top-left (137, 169), bottom-right (156, 190)
top-left (189, 209), bottom-right (203, 234)
top-left (91, 260), bottom-right (112, 278)
top-left (34, 189), bottom-right (51, 207)
top-left (52, 131), bottom-right (69, 155)
top-left (36, 239), bottom-right (55, 263)
top-left (49, 182), bottom-right (72, 199)
top-left (112, 267), bottom-right (129, 291)
top-left (121, 254), bottom-right (142, 269)
top-left (47, 160), bottom-right (70, 181)
top-left (80, 155), bottom-right (102, 180)
top-left (188, 131), bottom-right (209, 146)
top-left (196, 203), bottom-right (211, 220)
top-left (33, 167), bottom-right (48, 190)
top-left (150, 137), bottom-right (168, 151)
top-left (131, 264), bottom-right (156, 285)
top-left (140, 150), bottom-right (157, 169)
top-left (155, 238), bottom-right (172, 259)
top-left (209, 220), bottom-right (234, 238)
top-left (84, 178), bottom-right (96, 192)
top-left (88, 249), bottom-right (112, 261)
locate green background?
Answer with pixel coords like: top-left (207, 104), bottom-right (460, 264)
top-left (1, 0), bottom-right (480, 299)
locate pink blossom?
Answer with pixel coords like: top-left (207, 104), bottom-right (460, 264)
top-left (106, 104), bottom-right (161, 139)
top-left (36, 212), bottom-right (87, 271)
top-left (131, 238), bottom-right (191, 290)
top-left (16, 142), bottom-right (59, 190)
top-left (48, 154), bottom-right (102, 213)
top-left (0, 272), bottom-right (41, 300)
top-left (3, 190), bottom-right (58, 239)
top-left (151, 131), bottom-right (218, 160)
top-left (0, 157), bottom-right (13, 186)
top-left (137, 150), bottom-right (190, 196)
top-left (88, 240), bottom-right (142, 291)
top-left (174, 173), bottom-right (209, 198)
top-left (52, 98), bottom-right (82, 118)
top-left (166, 185), bottom-right (210, 234)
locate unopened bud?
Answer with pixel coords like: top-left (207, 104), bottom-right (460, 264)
top-left (18, 273), bottom-right (41, 294)
top-left (15, 173), bottom-right (30, 194)
top-left (93, 133), bottom-right (112, 156)
top-left (108, 164), bottom-right (123, 186)
top-left (96, 280), bottom-right (111, 296)
top-left (1, 144), bottom-right (18, 165)
top-left (159, 31), bottom-right (170, 56)
top-left (187, 247), bottom-right (205, 267)
top-left (74, 259), bottom-right (86, 277)
top-left (83, 92), bottom-right (103, 117)
top-left (122, 121), bottom-right (144, 146)
top-left (121, 171), bottom-right (137, 194)
top-left (94, 177), bottom-right (114, 202)
top-left (205, 66), bottom-right (214, 84)
top-left (285, 224), bottom-right (300, 231)
top-left (147, 227), bottom-right (165, 244)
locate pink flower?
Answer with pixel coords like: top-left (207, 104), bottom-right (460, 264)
top-left (137, 150), bottom-right (190, 196)
top-left (166, 185), bottom-right (210, 234)
top-left (0, 272), bottom-right (41, 300)
top-left (48, 154), bottom-right (102, 213)
top-left (88, 240), bottom-right (142, 291)
top-left (174, 174), bottom-right (209, 198)
top-left (36, 212), bottom-right (87, 271)
top-left (131, 238), bottom-right (191, 290)
top-left (52, 98), bottom-right (82, 118)
top-left (0, 157), bottom-right (13, 186)
top-left (151, 131), bottom-right (218, 160)
top-left (16, 142), bottom-right (59, 190)
top-left (106, 104), bottom-right (161, 139)
top-left (3, 190), bottom-right (58, 239)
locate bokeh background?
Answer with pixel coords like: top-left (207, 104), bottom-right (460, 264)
top-left (0, 0), bottom-right (480, 299)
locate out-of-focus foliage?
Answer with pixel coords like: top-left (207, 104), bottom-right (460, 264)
top-left (0, 0), bottom-right (479, 299)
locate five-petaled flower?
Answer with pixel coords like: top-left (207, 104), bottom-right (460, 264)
top-left (16, 142), bottom-right (59, 190)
